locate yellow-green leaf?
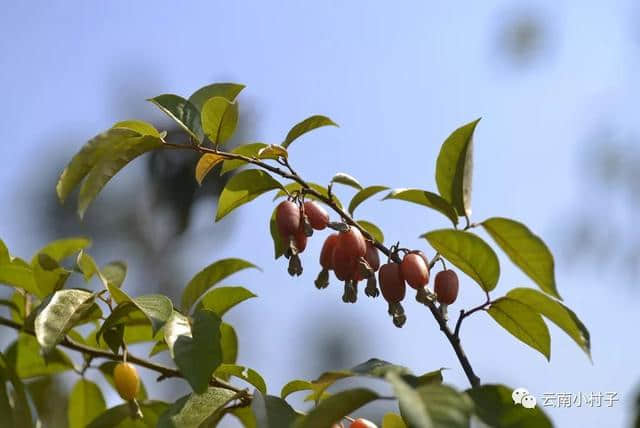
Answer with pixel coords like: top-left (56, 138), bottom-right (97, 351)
top-left (215, 169), bottom-right (283, 221)
top-left (348, 185), bottom-right (388, 216)
top-left (282, 115), bottom-right (338, 148)
top-left (384, 188), bottom-right (458, 226)
top-left (195, 153), bottom-right (225, 185)
top-left (148, 94), bottom-right (203, 142)
top-left (201, 97), bottom-right (239, 146)
top-left (68, 379), bottom-right (106, 428)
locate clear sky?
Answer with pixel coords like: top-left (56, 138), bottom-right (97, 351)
top-left (1, 1), bottom-right (638, 427)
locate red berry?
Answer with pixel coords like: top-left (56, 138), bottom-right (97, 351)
top-left (320, 234), bottom-right (339, 269)
top-left (333, 241), bottom-right (357, 281)
top-left (350, 419), bottom-right (377, 428)
top-left (276, 200), bottom-right (301, 240)
top-left (364, 241), bottom-right (380, 272)
top-left (401, 252), bottom-right (430, 289)
top-left (293, 229), bottom-right (307, 253)
top-left (378, 263), bottom-right (406, 303)
top-left (303, 201), bottom-right (329, 230)
top-left (434, 270), bottom-right (459, 304)
top-left (338, 227), bottom-right (366, 259)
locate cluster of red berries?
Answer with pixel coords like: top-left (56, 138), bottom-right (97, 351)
top-left (275, 199), bottom-right (460, 328)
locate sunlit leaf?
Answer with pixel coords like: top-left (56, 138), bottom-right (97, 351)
top-left (422, 229), bottom-right (500, 291)
top-left (467, 384), bottom-right (552, 428)
top-left (294, 388), bottom-right (379, 428)
top-left (196, 286), bottom-right (257, 317)
top-left (281, 380), bottom-right (314, 400)
top-left (216, 169), bottom-right (283, 221)
top-left (164, 311), bottom-right (191, 359)
top-left (220, 322), bottom-right (238, 365)
top-left (482, 217), bottom-right (560, 299)
top-left (68, 379), bottom-right (106, 428)
top-left (382, 413), bottom-right (407, 428)
top-left (5, 333), bottom-right (73, 378)
top-left (101, 261), bottom-right (127, 289)
top-left (195, 153), bottom-right (225, 185)
top-left (188, 82), bottom-right (245, 111)
top-left (348, 185), bottom-right (388, 215)
top-left (33, 237), bottom-right (91, 263)
top-left (0, 239), bottom-right (9, 264)
top-left (356, 220), bottom-right (384, 244)
top-left (0, 352), bottom-right (33, 427)
top-left (282, 115), bottom-right (338, 148)
top-left (488, 297), bottom-right (550, 360)
top-left (269, 207), bottom-right (286, 259)
top-left (435, 119), bottom-right (480, 217)
top-left (258, 145), bottom-right (288, 159)
top-left (507, 287), bottom-right (590, 358)
top-left (219, 143), bottom-right (268, 175)
top-left (384, 189), bottom-right (458, 226)
top-left (331, 172), bottom-right (363, 190)
top-left (113, 120), bottom-right (161, 138)
top-left (87, 401), bottom-right (168, 428)
top-left (148, 94), bottom-right (203, 142)
top-left (215, 364), bottom-right (267, 394)
top-left (0, 261), bottom-right (39, 295)
top-left (273, 182), bottom-right (341, 207)
top-left (181, 258), bottom-right (258, 313)
top-left (201, 97), bottom-right (239, 146)
top-left (157, 387), bottom-right (235, 428)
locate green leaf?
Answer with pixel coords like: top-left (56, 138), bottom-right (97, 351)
top-left (102, 261), bottom-right (127, 289)
top-left (76, 251), bottom-right (98, 281)
top-left (258, 144), bottom-right (288, 159)
top-left (482, 217), bottom-right (560, 299)
top-left (0, 240), bottom-right (9, 264)
top-left (32, 254), bottom-right (71, 298)
top-left (158, 387), bottom-right (236, 428)
top-left (78, 134), bottom-right (163, 218)
top-left (148, 94), bottom-right (203, 142)
top-left (357, 220), bottom-right (384, 244)
top-left (149, 340), bottom-right (168, 357)
top-left (98, 361), bottom-right (148, 401)
top-left (269, 206), bottom-right (287, 259)
top-left (282, 115), bottom-right (338, 148)
top-left (488, 297), bottom-right (550, 360)
top-left (96, 302), bottom-right (140, 349)
top-left (196, 286), bottom-right (257, 317)
top-left (387, 372), bottom-right (432, 428)
top-left (273, 182), bottom-right (342, 207)
top-left (281, 380), bottom-right (314, 400)
top-left (231, 406), bottom-right (257, 428)
top-left (0, 352), bottom-right (33, 428)
top-left (383, 413), bottom-right (407, 428)
top-left (251, 390), bottom-right (298, 428)
top-left (5, 334), bottom-right (73, 378)
top-left (215, 364), bottom-right (267, 394)
top-left (331, 172), bottom-right (363, 190)
top-left (164, 311), bottom-right (192, 359)
top-left (435, 119), bottom-right (480, 217)
top-left (34, 289), bottom-right (96, 353)
top-left (68, 379), bottom-right (106, 428)
top-left (507, 287), bottom-right (590, 358)
top-left (188, 82), bottom-right (245, 111)
top-left (216, 169), bottom-right (283, 221)
top-left (348, 185), bottom-right (389, 215)
top-left (56, 128), bottom-right (140, 203)
top-left (131, 294), bottom-right (173, 335)
top-left (411, 384), bottom-right (473, 428)
top-left (181, 258), bottom-right (258, 313)
top-left (219, 143), bottom-right (268, 175)
top-left (383, 189), bottom-right (459, 226)
top-left (173, 309), bottom-right (222, 393)
top-left (87, 401), bottom-right (168, 428)
top-left (467, 384), bottom-right (552, 428)
top-left (33, 237), bottom-right (91, 263)
top-left (195, 153), bottom-right (225, 185)
top-left (294, 388), bottom-right (379, 428)
top-left (0, 261), bottom-right (39, 295)
top-left (113, 120), bottom-right (161, 138)
top-left (220, 322), bottom-right (238, 365)
top-left (201, 97), bottom-right (239, 146)
top-left (422, 229), bottom-right (500, 291)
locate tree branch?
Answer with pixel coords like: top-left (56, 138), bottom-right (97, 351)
top-left (167, 142), bottom-right (484, 388)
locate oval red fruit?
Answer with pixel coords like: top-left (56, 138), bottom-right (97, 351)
top-left (365, 241), bottom-right (380, 272)
top-left (401, 253), bottom-right (429, 289)
top-left (320, 234), bottom-right (339, 269)
top-left (378, 263), bottom-right (406, 303)
top-left (434, 270), bottom-right (459, 304)
top-left (333, 241), bottom-right (357, 281)
top-left (338, 227), bottom-right (366, 259)
top-left (350, 418), bottom-right (377, 428)
top-left (293, 229), bottom-right (307, 253)
top-left (276, 200), bottom-right (301, 240)
top-left (303, 201), bottom-right (329, 230)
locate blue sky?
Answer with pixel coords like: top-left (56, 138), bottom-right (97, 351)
top-left (1, 1), bottom-right (639, 426)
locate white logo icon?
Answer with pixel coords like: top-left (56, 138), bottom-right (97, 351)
top-left (512, 387), bottom-right (537, 409)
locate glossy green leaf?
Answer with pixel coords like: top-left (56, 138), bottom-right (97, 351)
top-left (113, 120), bottom-right (161, 138)
top-left (158, 387), bottom-right (235, 428)
top-left (251, 390), bottom-right (298, 428)
top-left (32, 254), bottom-right (71, 298)
top-left (181, 258), bottom-right (258, 313)
top-left (56, 128), bottom-right (140, 203)
top-left (0, 261), bottom-right (39, 295)
top-left (173, 309), bottom-right (222, 393)
top-left (164, 311), bottom-right (191, 358)
top-left (76, 251), bottom-right (98, 281)
top-left (0, 239), bottom-right (9, 264)
top-left (87, 401), bottom-right (168, 428)
top-left (148, 94), bottom-right (203, 142)
top-left (280, 380), bottom-right (314, 400)
top-left (102, 261), bottom-right (127, 289)
top-left (387, 372), bottom-right (433, 428)
top-left (33, 237), bottom-right (91, 263)
top-left (412, 384), bottom-right (473, 428)
top-left (219, 143), bottom-right (268, 175)
top-left (68, 379), bottom-right (106, 428)
top-left (131, 294), bottom-right (173, 335)
top-left (96, 302), bottom-right (139, 347)
top-left (98, 361), bottom-right (148, 401)
top-left (78, 135), bottom-right (163, 218)
top-left (357, 220), bottom-right (384, 244)
top-left (201, 97), bottom-right (239, 146)
top-left (435, 119), bottom-right (480, 217)
top-left (215, 364), bottom-right (267, 394)
top-left (231, 406), bottom-right (257, 428)
top-left (331, 172), bottom-right (363, 190)
top-left (34, 289), bottom-right (96, 353)
top-left (258, 144), bottom-right (288, 159)
top-left (383, 413), bottom-right (407, 428)
top-left (195, 153), bottom-right (225, 185)
top-left (0, 352), bottom-right (33, 428)
top-left (482, 217), bottom-right (560, 299)
top-left (422, 229), bottom-right (500, 291)
top-left (507, 287), bottom-right (590, 358)
top-left (348, 185), bottom-right (388, 215)
top-left (216, 169), bottom-right (283, 221)
top-left (196, 286), bottom-right (257, 317)
top-left (5, 334), bottom-right (73, 378)
top-left (188, 82), bottom-right (245, 111)
top-left (220, 322), bottom-right (238, 365)
top-left (488, 297), bottom-right (550, 360)
top-left (295, 388), bottom-right (379, 428)
top-left (384, 189), bottom-right (458, 226)
top-left (467, 384), bottom-right (552, 428)
top-left (282, 115), bottom-right (338, 148)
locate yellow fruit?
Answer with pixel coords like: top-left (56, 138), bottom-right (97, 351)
top-left (113, 362), bottom-right (140, 401)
